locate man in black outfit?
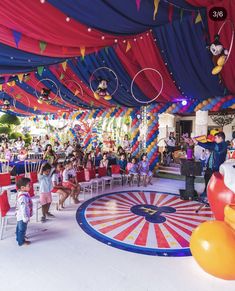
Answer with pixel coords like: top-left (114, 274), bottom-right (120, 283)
top-left (194, 132), bottom-right (227, 197)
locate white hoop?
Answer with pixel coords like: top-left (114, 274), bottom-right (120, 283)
top-left (218, 20), bottom-right (234, 64)
top-left (34, 78), bottom-right (59, 104)
top-left (59, 79), bottom-right (84, 106)
top-left (89, 67), bottom-right (119, 96)
top-left (12, 95), bottom-right (31, 113)
top-left (130, 68), bottom-right (163, 104)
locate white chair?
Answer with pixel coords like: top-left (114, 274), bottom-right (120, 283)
top-left (98, 167), bottom-right (113, 190)
top-left (111, 165), bottom-right (123, 186)
top-left (24, 159), bottom-right (42, 175)
top-left (77, 171), bottom-right (93, 201)
top-left (0, 159), bottom-right (9, 173)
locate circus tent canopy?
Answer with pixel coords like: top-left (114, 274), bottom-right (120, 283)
top-left (0, 0), bottom-right (234, 116)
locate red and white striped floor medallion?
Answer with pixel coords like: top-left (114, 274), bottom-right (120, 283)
top-left (76, 191), bottom-right (213, 256)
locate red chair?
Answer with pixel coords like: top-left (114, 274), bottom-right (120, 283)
top-left (30, 172), bottom-right (38, 183)
top-left (0, 190), bottom-right (16, 240)
top-left (0, 173), bottom-right (17, 203)
top-left (76, 171), bottom-right (93, 200)
top-left (111, 165), bottom-right (123, 186)
top-left (98, 167), bottom-right (113, 190)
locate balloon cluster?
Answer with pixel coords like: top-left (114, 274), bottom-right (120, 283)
top-left (130, 108), bottom-right (141, 157)
top-left (190, 163), bottom-right (235, 280)
top-left (146, 104), bottom-right (159, 173)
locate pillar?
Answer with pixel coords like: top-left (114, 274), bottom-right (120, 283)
top-left (194, 110), bottom-right (208, 159)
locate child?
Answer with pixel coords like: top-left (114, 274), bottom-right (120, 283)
top-left (138, 154), bottom-right (153, 187)
top-left (118, 153), bottom-right (127, 185)
top-left (62, 161), bottom-right (80, 204)
top-left (39, 163), bottom-right (54, 222)
top-left (15, 177), bottom-right (33, 246)
top-left (51, 163), bottom-right (70, 209)
top-left (127, 157), bottom-right (139, 186)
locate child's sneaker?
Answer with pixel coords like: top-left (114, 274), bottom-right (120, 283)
top-left (46, 212), bottom-right (55, 218)
top-left (41, 216), bottom-right (46, 223)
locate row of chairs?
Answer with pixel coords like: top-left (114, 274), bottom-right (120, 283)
top-left (0, 164), bottom-right (138, 240)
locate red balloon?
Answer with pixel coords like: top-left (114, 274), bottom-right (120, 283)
top-left (207, 173), bottom-right (235, 220)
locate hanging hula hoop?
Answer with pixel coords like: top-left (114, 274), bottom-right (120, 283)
top-left (13, 95), bottom-right (31, 113)
top-left (34, 78), bottom-right (59, 104)
top-left (89, 67), bottom-right (119, 96)
top-left (59, 79), bottom-right (84, 106)
top-left (217, 20), bottom-right (234, 65)
top-left (131, 68), bottom-right (163, 104)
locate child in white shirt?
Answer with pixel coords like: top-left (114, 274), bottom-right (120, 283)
top-left (15, 177), bottom-right (33, 246)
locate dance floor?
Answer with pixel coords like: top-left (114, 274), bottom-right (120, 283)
top-left (77, 191), bottom-right (213, 257)
top-left (0, 178), bottom-right (234, 291)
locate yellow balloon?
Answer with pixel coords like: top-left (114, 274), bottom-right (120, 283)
top-left (224, 204), bottom-right (235, 231)
top-left (190, 221), bottom-right (235, 280)
top-left (212, 65), bottom-right (223, 75)
top-left (217, 55), bottom-right (226, 66)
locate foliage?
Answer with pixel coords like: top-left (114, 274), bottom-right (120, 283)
top-left (23, 133), bottom-right (32, 146)
top-left (0, 126), bottom-right (12, 134)
top-left (0, 113), bottom-right (21, 126)
top-left (9, 132), bottom-right (23, 140)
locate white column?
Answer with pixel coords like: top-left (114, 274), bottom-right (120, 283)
top-left (194, 110), bottom-right (208, 159)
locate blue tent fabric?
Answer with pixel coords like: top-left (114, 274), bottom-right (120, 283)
top-left (0, 43), bottom-right (65, 74)
top-left (153, 16), bottom-right (227, 99)
top-left (47, 0), bottom-right (201, 35)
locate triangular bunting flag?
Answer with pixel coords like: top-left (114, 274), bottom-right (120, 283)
top-left (7, 81), bottom-right (15, 87)
top-left (18, 74), bottom-right (24, 83)
top-left (74, 89), bottom-right (79, 96)
top-left (39, 41), bottom-right (47, 54)
top-left (180, 9), bottom-right (184, 22)
top-left (195, 11), bottom-right (202, 23)
top-left (126, 41), bottom-right (131, 52)
top-left (24, 74), bottom-right (30, 82)
top-left (90, 101), bottom-right (94, 107)
top-left (13, 30), bottom-right (22, 48)
top-left (37, 66), bottom-right (44, 76)
top-left (136, 0), bottom-right (141, 11)
top-left (16, 94), bottom-right (22, 99)
top-left (0, 84), bottom-right (2, 91)
top-left (5, 76), bottom-right (10, 83)
top-left (61, 61), bottom-right (67, 71)
top-left (153, 0), bottom-right (160, 20)
top-left (34, 106), bottom-right (37, 111)
top-left (60, 73), bottom-right (65, 80)
top-left (80, 47), bottom-right (86, 59)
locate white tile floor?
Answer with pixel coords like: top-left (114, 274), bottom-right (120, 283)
top-left (0, 178), bottom-right (234, 291)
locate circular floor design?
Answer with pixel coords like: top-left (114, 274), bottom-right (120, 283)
top-left (76, 191), bottom-right (213, 256)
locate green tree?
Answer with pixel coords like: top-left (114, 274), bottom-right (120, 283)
top-left (0, 113), bottom-right (21, 126)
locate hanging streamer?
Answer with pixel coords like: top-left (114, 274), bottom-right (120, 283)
top-left (126, 41), bottom-right (131, 52)
top-left (136, 0), bottom-right (141, 11)
top-left (153, 0), bottom-right (160, 21)
top-left (168, 3), bottom-right (174, 23)
top-left (195, 11), bottom-right (202, 24)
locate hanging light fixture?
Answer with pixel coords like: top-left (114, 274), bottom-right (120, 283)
top-left (210, 111), bottom-right (235, 128)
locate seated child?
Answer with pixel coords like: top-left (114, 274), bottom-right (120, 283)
top-left (127, 157), bottom-right (139, 185)
top-left (118, 153), bottom-right (127, 175)
top-left (62, 161), bottom-right (80, 204)
top-left (51, 163), bottom-right (70, 209)
top-left (138, 154), bottom-right (153, 187)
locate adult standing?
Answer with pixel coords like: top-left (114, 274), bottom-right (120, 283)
top-left (194, 132), bottom-right (227, 197)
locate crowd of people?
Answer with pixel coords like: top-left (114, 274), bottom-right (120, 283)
top-left (12, 134), bottom-right (154, 246)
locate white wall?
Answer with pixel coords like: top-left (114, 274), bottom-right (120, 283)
top-left (158, 113), bottom-right (175, 147)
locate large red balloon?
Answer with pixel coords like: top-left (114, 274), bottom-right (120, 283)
top-left (207, 172), bottom-right (235, 220)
